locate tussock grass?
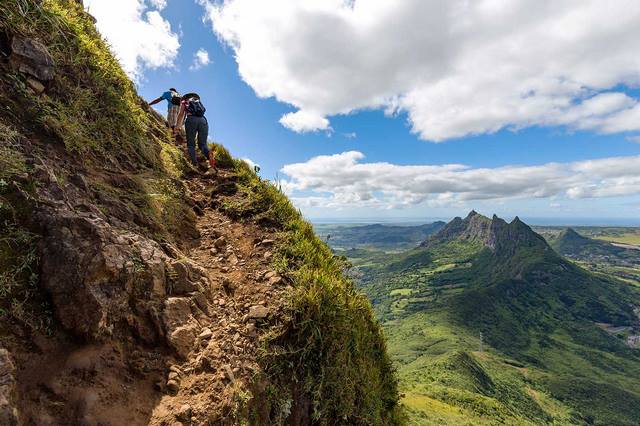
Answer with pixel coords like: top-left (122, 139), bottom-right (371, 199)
top-left (209, 142), bottom-right (236, 169)
top-left (0, 0), bottom-right (160, 166)
top-left (0, 124), bottom-right (26, 181)
top-left (0, 123), bottom-right (52, 331)
top-left (0, 0), bottom-right (198, 244)
top-left (230, 163), bottom-right (401, 424)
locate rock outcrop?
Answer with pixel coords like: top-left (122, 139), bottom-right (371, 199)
top-left (39, 211), bottom-right (171, 341)
top-left (0, 349), bottom-right (18, 426)
top-left (9, 36), bottom-right (54, 94)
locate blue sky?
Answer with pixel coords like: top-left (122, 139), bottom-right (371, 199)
top-left (86, 0), bottom-right (640, 224)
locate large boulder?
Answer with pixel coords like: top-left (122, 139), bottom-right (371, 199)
top-left (166, 258), bottom-right (208, 295)
top-left (39, 211), bottom-right (170, 341)
top-left (9, 36), bottom-right (54, 81)
top-left (162, 297), bottom-right (199, 358)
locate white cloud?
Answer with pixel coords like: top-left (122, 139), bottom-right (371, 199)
top-left (148, 0), bottom-right (167, 10)
top-left (241, 157), bottom-right (260, 171)
top-left (85, 0), bottom-right (180, 80)
top-left (281, 151), bottom-right (640, 209)
top-left (279, 110), bottom-right (330, 133)
top-left (627, 135), bottom-right (640, 144)
top-left (190, 48), bottom-right (211, 71)
top-left (200, 0), bottom-right (640, 140)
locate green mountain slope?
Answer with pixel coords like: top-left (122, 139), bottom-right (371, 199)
top-left (550, 227), bottom-right (640, 266)
top-left (351, 212), bottom-right (640, 425)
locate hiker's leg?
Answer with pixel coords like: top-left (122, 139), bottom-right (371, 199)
top-left (167, 105), bottom-right (179, 129)
top-left (185, 117), bottom-right (198, 165)
top-left (197, 117), bottom-right (210, 159)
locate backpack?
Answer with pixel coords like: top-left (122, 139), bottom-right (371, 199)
top-left (186, 97), bottom-right (206, 117)
top-left (170, 91), bottom-right (182, 106)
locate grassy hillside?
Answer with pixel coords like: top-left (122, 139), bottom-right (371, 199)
top-left (345, 214), bottom-right (640, 425)
top-left (0, 1), bottom-right (400, 423)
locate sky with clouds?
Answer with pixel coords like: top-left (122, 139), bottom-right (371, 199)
top-left (84, 0), bottom-right (640, 224)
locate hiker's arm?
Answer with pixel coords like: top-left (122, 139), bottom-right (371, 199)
top-left (148, 97), bottom-right (162, 106)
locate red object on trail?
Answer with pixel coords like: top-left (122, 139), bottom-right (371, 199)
top-left (208, 151), bottom-right (216, 169)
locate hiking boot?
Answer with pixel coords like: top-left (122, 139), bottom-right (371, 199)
top-left (185, 166), bottom-right (200, 178)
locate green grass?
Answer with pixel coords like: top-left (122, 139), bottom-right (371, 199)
top-left (223, 162), bottom-right (401, 424)
top-left (0, 122), bottom-right (52, 331)
top-left (390, 288), bottom-right (413, 296)
top-left (0, 0), bottom-right (196, 243)
top-left (596, 234), bottom-right (640, 245)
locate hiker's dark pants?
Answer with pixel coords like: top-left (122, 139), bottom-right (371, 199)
top-left (185, 115), bottom-right (209, 165)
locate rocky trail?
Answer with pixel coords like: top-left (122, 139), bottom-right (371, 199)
top-left (149, 170), bottom-right (290, 425)
top-left (2, 166), bottom-right (289, 425)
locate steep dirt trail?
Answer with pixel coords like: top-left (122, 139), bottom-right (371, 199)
top-left (149, 170), bottom-right (289, 425)
top-left (7, 168), bottom-right (289, 425)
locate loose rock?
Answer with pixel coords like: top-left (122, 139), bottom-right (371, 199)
top-left (166, 379), bottom-right (180, 393)
top-left (26, 78), bottom-right (45, 95)
top-left (223, 365), bottom-right (235, 382)
top-left (176, 404), bottom-right (192, 420)
top-left (10, 36), bottom-right (55, 81)
top-left (214, 236), bottom-right (226, 248)
top-left (199, 328), bottom-right (213, 340)
top-left (247, 305), bottom-right (269, 320)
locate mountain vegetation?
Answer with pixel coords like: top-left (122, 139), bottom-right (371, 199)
top-left (542, 227), bottom-right (640, 287)
top-left (342, 212), bottom-right (640, 425)
top-left (314, 222), bottom-right (445, 250)
top-left (550, 228), bottom-right (640, 262)
top-left (0, 1), bottom-right (399, 423)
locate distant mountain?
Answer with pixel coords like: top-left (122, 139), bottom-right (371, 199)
top-left (428, 212), bottom-right (638, 338)
top-left (551, 227), bottom-right (640, 262)
top-left (351, 211), bottom-right (640, 425)
top-left (316, 221), bottom-right (445, 249)
top-left (423, 210), bottom-right (549, 257)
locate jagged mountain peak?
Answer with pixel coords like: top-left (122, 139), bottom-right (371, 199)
top-left (424, 211), bottom-right (549, 255)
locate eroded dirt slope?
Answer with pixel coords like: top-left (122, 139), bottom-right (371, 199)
top-left (3, 167), bottom-right (289, 425)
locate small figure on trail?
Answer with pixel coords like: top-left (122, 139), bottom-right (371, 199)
top-left (148, 88), bottom-right (182, 131)
top-left (174, 92), bottom-right (215, 170)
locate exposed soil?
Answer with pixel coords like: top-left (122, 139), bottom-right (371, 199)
top-left (2, 168), bottom-right (289, 425)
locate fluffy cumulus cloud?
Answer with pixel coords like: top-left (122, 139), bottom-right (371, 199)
top-left (190, 48), bottom-right (211, 70)
top-left (84, 0), bottom-right (179, 80)
top-left (200, 0), bottom-right (640, 140)
top-left (279, 110), bottom-right (330, 133)
top-left (281, 152), bottom-right (640, 209)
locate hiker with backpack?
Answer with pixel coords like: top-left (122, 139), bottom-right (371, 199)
top-left (148, 88), bottom-right (182, 131)
top-left (174, 93), bottom-right (215, 169)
